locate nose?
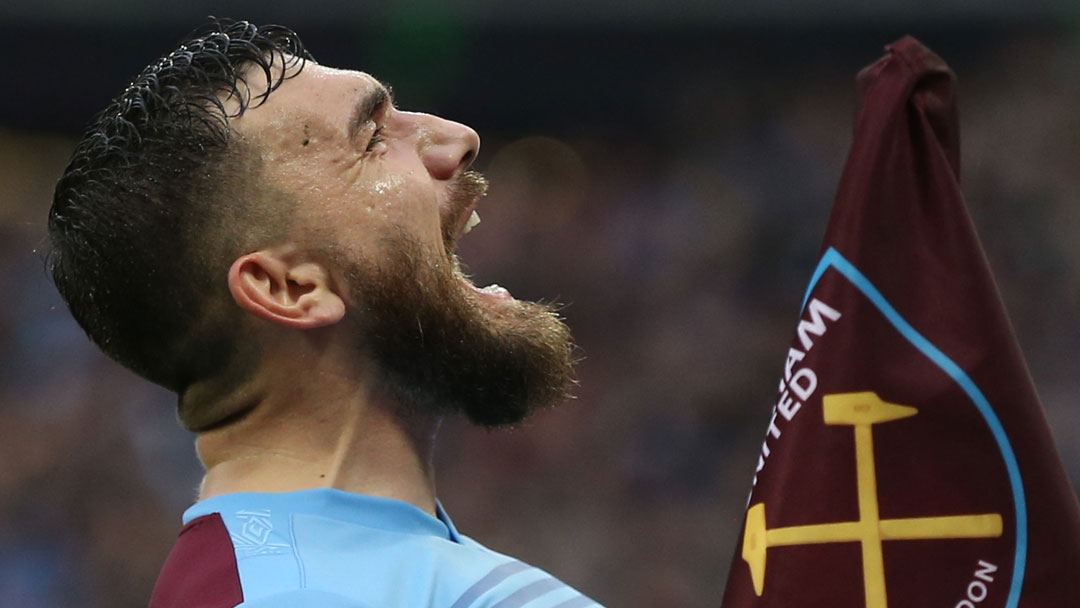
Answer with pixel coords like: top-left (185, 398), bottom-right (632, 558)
top-left (416, 113), bottom-right (480, 181)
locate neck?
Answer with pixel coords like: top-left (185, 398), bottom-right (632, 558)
top-left (195, 360), bottom-right (441, 516)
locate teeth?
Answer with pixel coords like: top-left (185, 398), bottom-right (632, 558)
top-left (464, 210), bottom-right (481, 234)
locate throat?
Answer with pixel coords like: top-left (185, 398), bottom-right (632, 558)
top-left (196, 396), bottom-right (441, 516)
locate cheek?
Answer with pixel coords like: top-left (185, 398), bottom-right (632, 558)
top-left (262, 128), bottom-right (354, 199)
top-left (355, 164), bottom-right (443, 240)
top-left (258, 131), bottom-right (442, 252)
top-left (301, 169), bottom-right (444, 262)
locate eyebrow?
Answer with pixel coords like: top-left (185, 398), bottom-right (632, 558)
top-left (348, 81), bottom-right (394, 141)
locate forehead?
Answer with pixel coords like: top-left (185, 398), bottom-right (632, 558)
top-left (232, 61), bottom-right (380, 134)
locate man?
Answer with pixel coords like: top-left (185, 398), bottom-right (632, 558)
top-left (47, 19), bottom-right (599, 608)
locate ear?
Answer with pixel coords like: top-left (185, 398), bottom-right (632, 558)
top-left (227, 251), bottom-right (346, 329)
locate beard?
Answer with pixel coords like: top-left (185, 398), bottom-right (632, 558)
top-left (339, 182), bottom-right (577, 427)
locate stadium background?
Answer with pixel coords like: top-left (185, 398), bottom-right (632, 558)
top-left (1, 1), bottom-right (1078, 606)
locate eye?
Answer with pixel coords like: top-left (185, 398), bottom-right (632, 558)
top-left (366, 126), bottom-right (385, 153)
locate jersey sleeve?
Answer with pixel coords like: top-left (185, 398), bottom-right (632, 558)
top-left (237, 589), bottom-right (375, 608)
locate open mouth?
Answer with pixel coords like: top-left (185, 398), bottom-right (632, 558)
top-left (444, 171), bottom-right (515, 303)
top-left (444, 172), bottom-right (488, 245)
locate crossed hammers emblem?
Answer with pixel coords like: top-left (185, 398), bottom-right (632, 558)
top-left (742, 392), bottom-right (1003, 608)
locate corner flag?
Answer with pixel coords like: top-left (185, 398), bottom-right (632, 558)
top-left (720, 37), bottom-right (1080, 607)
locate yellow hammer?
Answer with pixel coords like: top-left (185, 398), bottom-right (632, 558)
top-left (743, 392), bottom-right (1003, 608)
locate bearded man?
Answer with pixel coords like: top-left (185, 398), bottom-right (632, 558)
top-left (47, 19), bottom-right (598, 608)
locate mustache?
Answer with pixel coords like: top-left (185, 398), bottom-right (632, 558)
top-left (442, 170), bottom-right (489, 253)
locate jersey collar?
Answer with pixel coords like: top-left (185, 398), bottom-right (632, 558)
top-left (183, 489), bottom-right (463, 543)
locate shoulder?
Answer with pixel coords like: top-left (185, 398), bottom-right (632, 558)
top-left (162, 492), bottom-right (605, 608)
top-left (237, 589), bottom-right (374, 608)
top-left (438, 539), bottom-right (603, 608)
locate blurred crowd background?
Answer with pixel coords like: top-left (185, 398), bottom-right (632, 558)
top-left (2, 1), bottom-right (1079, 606)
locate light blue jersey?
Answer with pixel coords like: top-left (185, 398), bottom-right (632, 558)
top-left (175, 489), bottom-right (602, 608)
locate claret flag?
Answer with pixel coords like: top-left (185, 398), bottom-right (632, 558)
top-left (720, 38), bottom-right (1080, 608)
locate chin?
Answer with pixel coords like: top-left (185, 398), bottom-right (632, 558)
top-left (341, 226), bottom-right (577, 428)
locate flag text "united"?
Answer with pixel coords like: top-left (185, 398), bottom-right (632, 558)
top-left (752, 298), bottom-right (843, 489)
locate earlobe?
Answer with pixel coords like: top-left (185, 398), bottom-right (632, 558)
top-left (227, 252), bottom-right (346, 329)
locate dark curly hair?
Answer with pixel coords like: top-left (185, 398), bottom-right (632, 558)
top-left (47, 19), bottom-right (311, 406)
